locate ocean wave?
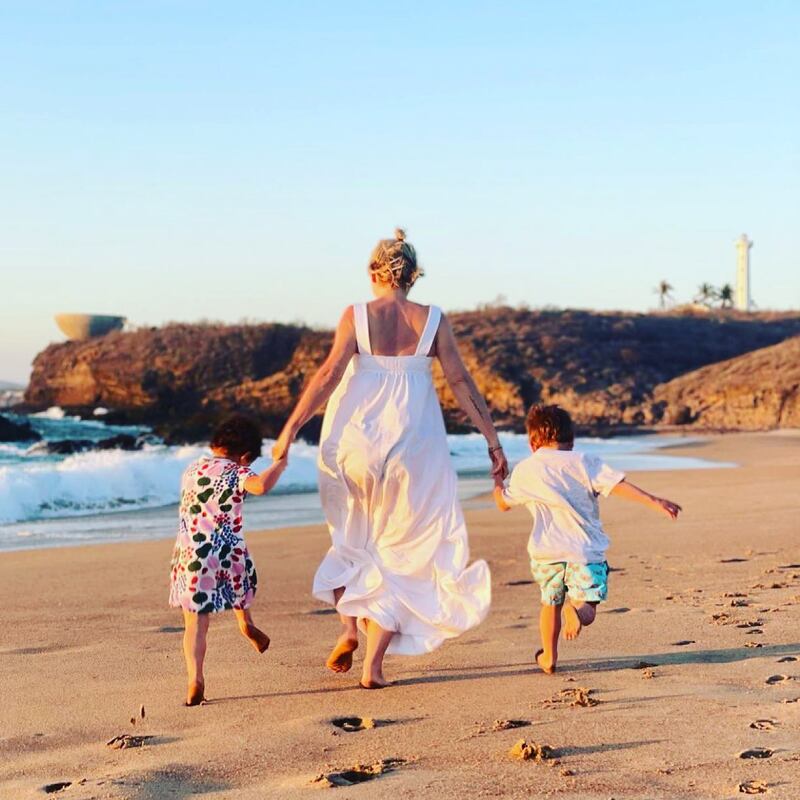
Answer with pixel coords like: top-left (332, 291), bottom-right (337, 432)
top-left (0, 430), bottom-right (726, 526)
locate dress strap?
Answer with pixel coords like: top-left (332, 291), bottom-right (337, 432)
top-left (414, 305), bottom-right (442, 357)
top-left (353, 303), bottom-right (372, 355)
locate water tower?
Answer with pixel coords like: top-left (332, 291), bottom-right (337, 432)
top-left (734, 234), bottom-right (752, 311)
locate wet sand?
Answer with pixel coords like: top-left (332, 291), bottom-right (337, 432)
top-left (1, 432), bottom-right (799, 799)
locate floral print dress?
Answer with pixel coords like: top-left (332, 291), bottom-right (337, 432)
top-left (169, 455), bottom-right (258, 613)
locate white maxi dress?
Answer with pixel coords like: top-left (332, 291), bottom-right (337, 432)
top-left (312, 303), bottom-right (491, 655)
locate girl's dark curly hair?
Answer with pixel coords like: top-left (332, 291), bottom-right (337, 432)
top-left (525, 404), bottom-right (574, 449)
top-left (210, 415), bottom-right (263, 461)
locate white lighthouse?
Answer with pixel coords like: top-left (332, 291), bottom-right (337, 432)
top-left (735, 233), bottom-right (753, 312)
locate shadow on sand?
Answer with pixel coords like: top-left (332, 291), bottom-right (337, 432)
top-left (208, 643), bottom-right (800, 702)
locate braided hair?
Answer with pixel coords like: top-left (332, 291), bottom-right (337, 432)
top-left (368, 228), bottom-right (424, 291)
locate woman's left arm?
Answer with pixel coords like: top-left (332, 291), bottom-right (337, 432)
top-left (272, 307), bottom-right (357, 460)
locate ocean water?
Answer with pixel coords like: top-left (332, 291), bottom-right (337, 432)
top-left (0, 409), bottom-right (733, 552)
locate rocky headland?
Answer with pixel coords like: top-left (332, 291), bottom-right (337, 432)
top-left (21, 308), bottom-right (800, 442)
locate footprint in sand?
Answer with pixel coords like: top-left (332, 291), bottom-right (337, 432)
top-left (738, 747), bottom-right (774, 759)
top-left (509, 740), bottom-right (556, 761)
top-left (738, 780), bottom-right (769, 794)
top-left (312, 758), bottom-right (406, 787)
top-left (42, 783), bottom-right (72, 794)
top-left (505, 580), bottom-right (534, 586)
top-left (605, 607), bottom-right (631, 614)
top-left (543, 687), bottom-right (598, 708)
top-left (106, 734), bottom-right (155, 749)
top-left (777, 656), bottom-right (798, 663)
top-left (720, 558), bottom-right (749, 564)
top-left (331, 717), bottom-right (384, 733)
top-left (765, 675), bottom-right (793, 685)
top-left (749, 720), bottom-right (777, 731)
top-left (305, 608), bottom-right (337, 616)
top-left (737, 621), bottom-right (764, 629)
top-left (671, 640), bottom-right (696, 646)
top-left (744, 642), bottom-right (763, 648)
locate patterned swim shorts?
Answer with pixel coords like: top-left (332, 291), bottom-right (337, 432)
top-left (530, 560), bottom-right (609, 606)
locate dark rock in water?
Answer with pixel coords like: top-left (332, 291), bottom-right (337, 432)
top-left (0, 414), bottom-right (42, 442)
top-left (31, 439), bottom-right (96, 455)
top-left (96, 434), bottom-right (144, 451)
top-left (29, 434), bottom-right (146, 455)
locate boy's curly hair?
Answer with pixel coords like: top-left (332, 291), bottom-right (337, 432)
top-left (525, 404), bottom-right (574, 449)
top-left (210, 415), bottom-right (263, 461)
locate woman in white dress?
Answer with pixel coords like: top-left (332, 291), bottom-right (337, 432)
top-left (272, 229), bottom-right (508, 688)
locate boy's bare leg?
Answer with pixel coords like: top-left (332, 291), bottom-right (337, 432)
top-left (360, 618), bottom-right (394, 688)
top-left (563, 601), bottom-right (597, 640)
top-left (536, 603), bottom-right (561, 674)
top-left (326, 586), bottom-right (359, 673)
top-left (234, 608), bottom-right (270, 653)
top-left (182, 610), bottom-right (210, 705)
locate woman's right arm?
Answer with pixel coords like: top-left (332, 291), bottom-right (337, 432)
top-left (271, 307), bottom-right (357, 460)
top-left (435, 314), bottom-right (508, 479)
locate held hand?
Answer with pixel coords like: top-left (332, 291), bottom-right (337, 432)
top-left (655, 497), bottom-right (682, 520)
top-left (489, 447), bottom-right (509, 481)
top-left (272, 431), bottom-right (293, 462)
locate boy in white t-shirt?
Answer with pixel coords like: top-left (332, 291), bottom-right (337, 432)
top-left (493, 404), bottom-right (681, 675)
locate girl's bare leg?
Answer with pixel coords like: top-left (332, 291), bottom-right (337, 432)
top-left (360, 618), bottom-right (394, 688)
top-left (182, 610), bottom-right (210, 705)
top-left (234, 608), bottom-right (270, 653)
top-left (563, 601), bottom-right (597, 640)
top-left (326, 586), bottom-right (359, 673)
top-left (536, 603), bottom-right (561, 674)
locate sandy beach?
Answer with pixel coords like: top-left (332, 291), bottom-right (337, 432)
top-left (2, 431), bottom-right (799, 799)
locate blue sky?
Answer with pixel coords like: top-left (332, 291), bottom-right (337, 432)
top-left (1, 1), bottom-right (798, 383)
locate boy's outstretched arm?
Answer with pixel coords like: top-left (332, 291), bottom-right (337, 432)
top-left (493, 475), bottom-right (512, 512)
top-left (610, 479), bottom-right (681, 520)
top-left (244, 457), bottom-right (288, 496)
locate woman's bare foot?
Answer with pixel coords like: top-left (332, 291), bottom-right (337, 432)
top-left (563, 603), bottom-right (582, 640)
top-left (186, 681), bottom-right (205, 706)
top-left (326, 633), bottom-right (359, 673)
top-left (359, 679), bottom-right (392, 689)
top-left (359, 671), bottom-right (392, 689)
top-left (535, 648), bottom-right (556, 675)
top-left (240, 623), bottom-right (270, 653)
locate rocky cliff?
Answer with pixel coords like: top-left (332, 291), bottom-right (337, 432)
top-left (23, 309), bottom-right (800, 441)
top-left (651, 335), bottom-right (800, 430)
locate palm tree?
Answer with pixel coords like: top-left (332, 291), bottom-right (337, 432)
top-left (718, 283), bottom-right (734, 309)
top-left (694, 282), bottom-right (716, 306)
top-left (654, 280), bottom-right (674, 309)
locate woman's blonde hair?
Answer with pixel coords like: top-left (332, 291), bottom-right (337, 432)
top-left (368, 228), bottom-right (424, 291)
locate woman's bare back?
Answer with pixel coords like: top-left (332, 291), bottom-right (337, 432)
top-left (363, 298), bottom-right (434, 357)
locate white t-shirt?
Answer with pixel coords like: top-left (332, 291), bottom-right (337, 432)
top-left (502, 448), bottom-right (625, 565)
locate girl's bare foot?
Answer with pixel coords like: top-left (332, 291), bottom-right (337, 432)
top-left (535, 648), bottom-right (556, 674)
top-left (240, 623), bottom-right (270, 653)
top-left (563, 603), bottom-right (582, 640)
top-left (186, 681), bottom-right (205, 706)
top-left (326, 633), bottom-right (359, 673)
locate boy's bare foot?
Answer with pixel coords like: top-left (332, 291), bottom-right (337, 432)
top-left (563, 603), bottom-right (583, 640)
top-left (535, 649), bottom-right (557, 675)
top-left (326, 633), bottom-right (359, 673)
top-left (186, 681), bottom-right (205, 706)
top-left (240, 623), bottom-right (270, 653)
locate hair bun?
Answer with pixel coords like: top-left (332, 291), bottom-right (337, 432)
top-left (394, 227), bottom-right (406, 242)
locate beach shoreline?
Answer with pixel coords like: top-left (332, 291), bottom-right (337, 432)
top-left (1, 431), bottom-right (735, 554)
top-left (2, 431), bottom-right (799, 799)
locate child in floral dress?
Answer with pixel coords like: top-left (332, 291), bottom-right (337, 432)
top-left (169, 415), bottom-right (287, 705)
